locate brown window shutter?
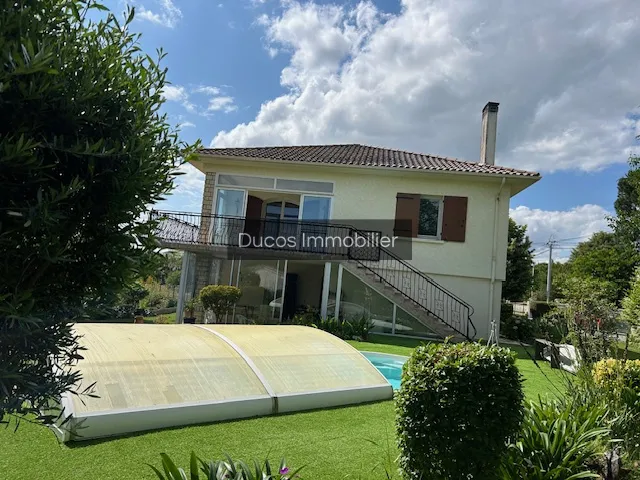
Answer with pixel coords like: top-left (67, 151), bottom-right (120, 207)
top-left (441, 196), bottom-right (468, 242)
top-left (394, 193), bottom-right (420, 238)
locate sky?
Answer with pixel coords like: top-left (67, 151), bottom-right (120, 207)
top-left (125, 0), bottom-right (640, 261)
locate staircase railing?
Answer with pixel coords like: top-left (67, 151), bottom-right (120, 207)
top-left (348, 241), bottom-right (476, 340)
top-left (149, 210), bottom-right (476, 340)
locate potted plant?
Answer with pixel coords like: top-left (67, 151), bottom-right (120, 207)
top-left (183, 298), bottom-right (198, 324)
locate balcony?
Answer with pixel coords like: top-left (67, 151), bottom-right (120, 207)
top-left (149, 210), bottom-right (381, 261)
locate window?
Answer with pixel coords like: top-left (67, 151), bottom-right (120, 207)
top-left (218, 174), bottom-right (275, 189)
top-left (394, 193), bottom-right (467, 242)
top-left (275, 179), bottom-right (333, 194)
top-left (418, 197), bottom-right (442, 238)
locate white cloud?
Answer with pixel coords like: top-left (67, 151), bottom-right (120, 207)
top-left (212, 0), bottom-right (640, 173)
top-left (161, 85), bottom-right (188, 102)
top-left (179, 121), bottom-right (196, 128)
top-left (194, 85), bottom-right (221, 96)
top-left (138, 0), bottom-right (182, 28)
top-left (208, 96), bottom-right (237, 113)
top-left (156, 163), bottom-right (206, 212)
top-left (163, 84), bottom-right (237, 116)
top-left (510, 204), bottom-right (612, 262)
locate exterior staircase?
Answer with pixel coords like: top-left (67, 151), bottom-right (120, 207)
top-left (341, 261), bottom-right (468, 341)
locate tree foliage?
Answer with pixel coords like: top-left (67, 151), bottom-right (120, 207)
top-left (503, 218), bottom-right (534, 301)
top-left (568, 231), bottom-right (638, 303)
top-left (532, 261), bottom-right (571, 301)
top-left (621, 266), bottom-right (640, 326)
top-left (0, 0), bottom-right (196, 424)
top-left (613, 157), bottom-right (640, 245)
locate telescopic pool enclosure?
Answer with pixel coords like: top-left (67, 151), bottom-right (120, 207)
top-left (51, 324), bottom-right (393, 442)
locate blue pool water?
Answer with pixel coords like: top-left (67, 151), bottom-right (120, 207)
top-left (362, 352), bottom-right (407, 390)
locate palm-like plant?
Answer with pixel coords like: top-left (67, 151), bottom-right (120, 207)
top-left (149, 451), bottom-right (303, 480)
top-left (500, 398), bottom-right (612, 479)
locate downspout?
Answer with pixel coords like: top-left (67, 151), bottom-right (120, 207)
top-left (488, 177), bottom-right (506, 341)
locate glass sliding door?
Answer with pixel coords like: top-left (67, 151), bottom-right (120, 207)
top-left (231, 259), bottom-right (286, 324)
top-left (299, 195), bottom-right (331, 253)
top-left (212, 188), bottom-right (246, 245)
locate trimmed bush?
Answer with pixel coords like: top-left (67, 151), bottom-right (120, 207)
top-left (199, 285), bottom-right (242, 323)
top-left (395, 342), bottom-right (524, 480)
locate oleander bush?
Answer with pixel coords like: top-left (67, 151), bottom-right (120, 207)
top-left (395, 342), bottom-right (524, 480)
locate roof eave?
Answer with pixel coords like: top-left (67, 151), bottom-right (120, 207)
top-left (191, 153), bottom-right (541, 196)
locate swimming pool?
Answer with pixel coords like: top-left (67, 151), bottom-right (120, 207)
top-left (361, 351), bottom-right (407, 390)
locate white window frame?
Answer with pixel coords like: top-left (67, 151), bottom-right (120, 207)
top-left (214, 173), bottom-right (335, 195)
top-left (417, 195), bottom-right (444, 240)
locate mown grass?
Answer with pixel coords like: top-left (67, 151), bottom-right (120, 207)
top-left (350, 334), bottom-right (567, 400)
top-left (0, 334), bottom-right (566, 480)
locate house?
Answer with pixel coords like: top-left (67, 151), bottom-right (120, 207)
top-left (155, 102), bottom-right (540, 340)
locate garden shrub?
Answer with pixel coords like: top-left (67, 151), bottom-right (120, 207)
top-left (141, 289), bottom-right (167, 309)
top-left (501, 314), bottom-right (536, 342)
top-left (395, 342), bottom-right (524, 480)
top-left (499, 397), bottom-right (611, 479)
top-left (500, 302), bottom-right (514, 322)
top-left (536, 310), bottom-right (569, 343)
top-left (529, 301), bottom-right (553, 319)
top-left (567, 365), bottom-right (640, 469)
top-left (593, 358), bottom-right (640, 392)
top-left (199, 285), bottom-right (242, 323)
top-left (287, 307), bottom-right (373, 340)
top-left (150, 451), bottom-right (301, 480)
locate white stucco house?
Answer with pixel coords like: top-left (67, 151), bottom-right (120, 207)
top-left (155, 102), bottom-right (540, 341)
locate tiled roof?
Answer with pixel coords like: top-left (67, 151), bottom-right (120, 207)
top-left (197, 144), bottom-right (539, 177)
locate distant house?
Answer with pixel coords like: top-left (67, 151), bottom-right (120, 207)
top-left (154, 102), bottom-right (540, 340)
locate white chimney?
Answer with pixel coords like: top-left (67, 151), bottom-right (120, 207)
top-left (480, 101), bottom-right (499, 165)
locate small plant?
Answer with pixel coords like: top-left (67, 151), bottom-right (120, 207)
top-left (150, 451), bottom-right (303, 480)
top-left (184, 297), bottom-right (199, 318)
top-left (499, 397), bottom-right (611, 479)
top-left (199, 285), bottom-right (242, 323)
top-left (395, 342), bottom-right (524, 480)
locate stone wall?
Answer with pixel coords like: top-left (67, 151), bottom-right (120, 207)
top-left (198, 172), bottom-right (216, 243)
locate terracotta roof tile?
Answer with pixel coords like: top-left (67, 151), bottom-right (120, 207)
top-left (196, 144), bottom-right (539, 177)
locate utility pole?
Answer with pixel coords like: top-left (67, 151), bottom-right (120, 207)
top-left (546, 240), bottom-right (554, 302)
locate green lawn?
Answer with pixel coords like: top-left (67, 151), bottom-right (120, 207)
top-left (0, 334), bottom-right (567, 480)
top-left (350, 334), bottom-right (568, 400)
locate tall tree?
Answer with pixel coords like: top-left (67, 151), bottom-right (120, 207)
top-left (0, 0), bottom-right (197, 424)
top-left (503, 218), bottom-right (534, 301)
top-left (612, 160), bottom-right (640, 244)
top-left (568, 231), bottom-right (638, 302)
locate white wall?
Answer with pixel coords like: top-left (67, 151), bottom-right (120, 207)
top-left (194, 158), bottom-right (524, 336)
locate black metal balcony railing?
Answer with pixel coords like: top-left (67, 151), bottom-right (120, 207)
top-left (149, 210), bottom-right (381, 260)
top-left (149, 210), bottom-right (476, 340)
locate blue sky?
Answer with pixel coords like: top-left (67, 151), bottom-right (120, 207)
top-left (126, 0), bottom-right (640, 260)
